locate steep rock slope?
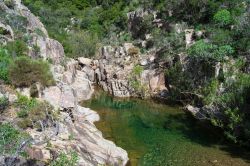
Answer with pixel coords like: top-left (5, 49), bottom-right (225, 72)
top-left (0, 0), bottom-right (128, 165)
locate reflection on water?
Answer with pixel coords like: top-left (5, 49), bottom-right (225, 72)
top-left (83, 91), bottom-right (250, 166)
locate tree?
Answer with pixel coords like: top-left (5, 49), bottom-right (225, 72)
top-left (213, 9), bottom-right (232, 27)
top-left (188, 40), bottom-right (234, 62)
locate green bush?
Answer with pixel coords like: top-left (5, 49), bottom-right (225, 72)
top-left (5, 40), bottom-right (28, 57)
top-left (202, 79), bottom-right (219, 105)
top-left (17, 118), bottom-right (32, 129)
top-left (188, 40), bottom-right (234, 61)
top-left (15, 95), bottom-right (37, 119)
top-left (17, 100), bottom-right (55, 130)
top-left (207, 65), bottom-right (250, 146)
top-left (4, 0), bottom-right (15, 9)
top-left (17, 109), bottom-right (29, 118)
top-left (0, 48), bottom-right (12, 83)
top-left (209, 29), bottom-right (233, 45)
top-left (213, 9), bottom-right (232, 27)
top-left (129, 65), bottom-right (148, 97)
top-left (0, 97), bottom-right (9, 111)
top-left (9, 57), bottom-right (55, 87)
top-left (68, 31), bottom-right (99, 58)
top-left (0, 123), bottom-right (29, 155)
top-left (15, 95), bottom-right (37, 110)
top-left (50, 152), bottom-right (78, 166)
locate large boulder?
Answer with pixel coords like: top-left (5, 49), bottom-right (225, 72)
top-left (77, 57), bottom-right (93, 66)
top-left (71, 71), bottom-right (94, 101)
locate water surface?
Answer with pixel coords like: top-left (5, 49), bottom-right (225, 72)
top-left (83, 91), bottom-right (250, 166)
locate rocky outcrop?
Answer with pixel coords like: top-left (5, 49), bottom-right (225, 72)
top-left (95, 43), bottom-right (167, 98)
top-left (42, 59), bottom-right (94, 109)
top-left (185, 104), bottom-right (223, 120)
top-left (25, 106), bottom-right (128, 166)
top-left (40, 59), bottom-right (128, 165)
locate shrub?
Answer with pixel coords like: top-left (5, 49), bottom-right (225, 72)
top-left (128, 47), bottom-right (140, 56)
top-left (0, 48), bottom-right (12, 83)
top-left (129, 65), bottom-right (148, 97)
top-left (0, 123), bottom-right (29, 155)
top-left (68, 31), bottom-right (99, 58)
top-left (17, 101), bottom-right (55, 130)
top-left (50, 151), bottom-right (78, 166)
top-left (188, 40), bottom-right (234, 61)
top-left (213, 9), bottom-right (232, 27)
top-left (5, 40), bottom-right (28, 57)
top-left (17, 109), bottom-right (29, 118)
top-left (209, 29), bottom-right (233, 45)
top-left (132, 65), bottom-right (144, 76)
top-left (15, 95), bottom-right (37, 110)
top-left (202, 79), bottom-right (219, 105)
top-left (4, 0), bottom-right (15, 9)
top-left (17, 118), bottom-right (32, 129)
top-left (15, 95), bottom-right (37, 119)
top-left (9, 57), bottom-right (55, 87)
top-left (0, 97), bottom-right (9, 111)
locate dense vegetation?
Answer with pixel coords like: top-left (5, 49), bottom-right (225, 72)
top-left (23, 0), bottom-right (132, 58)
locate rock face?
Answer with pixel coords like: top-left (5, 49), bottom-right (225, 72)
top-left (40, 59), bottom-right (128, 165)
top-left (95, 43), bottom-right (167, 98)
top-left (42, 59), bottom-right (94, 109)
top-left (185, 104), bottom-right (223, 120)
top-left (25, 106), bottom-right (128, 166)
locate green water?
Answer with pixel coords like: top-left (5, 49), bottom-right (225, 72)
top-left (83, 91), bottom-right (250, 166)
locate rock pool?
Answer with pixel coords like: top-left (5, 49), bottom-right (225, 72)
top-left (83, 91), bottom-right (250, 166)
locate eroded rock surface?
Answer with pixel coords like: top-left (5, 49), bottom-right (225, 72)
top-left (95, 43), bottom-right (167, 98)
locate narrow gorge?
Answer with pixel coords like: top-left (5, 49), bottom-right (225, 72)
top-left (0, 0), bottom-right (250, 166)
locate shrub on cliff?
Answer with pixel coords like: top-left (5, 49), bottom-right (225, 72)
top-left (8, 57), bottom-right (55, 87)
top-left (188, 40), bottom-right (235, 62)
top-left (0, 123), bottom-right (29, 155)
top-left (0, 48), bottom-right (12, 83)
top-left (5, 40), bottom-right (28, 57)
top-left (4, 0), bottom-right (15, 9)
top-left (213, 9), bottom-right (232, 27)
top-left (50, 151), bottom-right (78, 166)
top-left (0, 97), bottom-right (9, 112)
top-left (68, 31), bottom-right (99, 58)
top-left (15, 95), bottom-right (56, 130)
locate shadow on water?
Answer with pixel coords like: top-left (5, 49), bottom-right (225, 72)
top-left (83, 90), bottom-right (250, 166)
top-left (163, 113), bottom-right (250, 163)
